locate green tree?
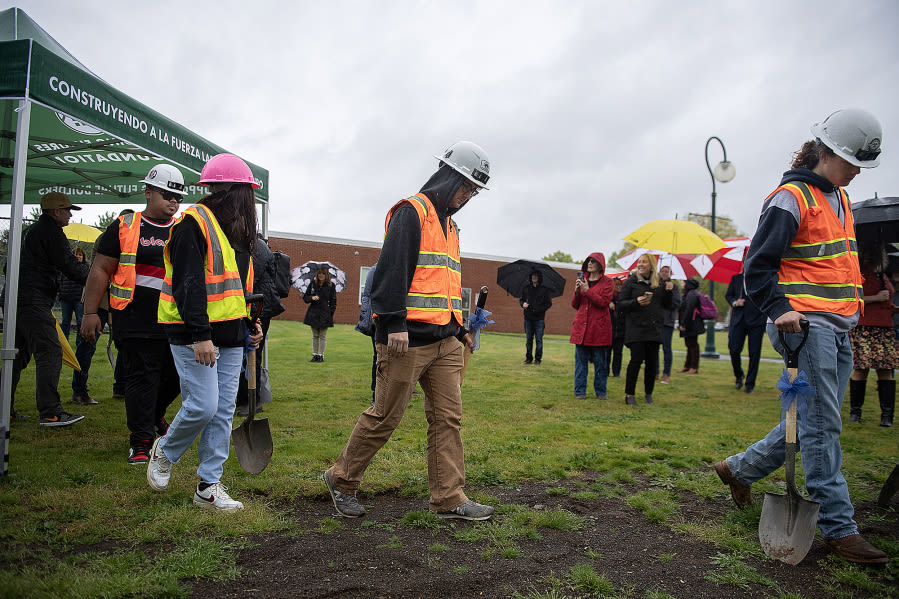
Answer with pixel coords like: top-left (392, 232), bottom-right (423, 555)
top-left (542, 251), bottom-right (575, 263)
top-left (94, 210), bottom-right (119, 229)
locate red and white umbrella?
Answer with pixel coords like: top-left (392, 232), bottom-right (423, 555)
top-left (615, 248), bottom-right (699, 280)
top-left (690, 237), bottom-right (751, 284)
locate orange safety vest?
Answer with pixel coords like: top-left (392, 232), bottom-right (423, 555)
top-left (384, 193), bottom-right (463, 326)
top-left (157, 205), bottom-right (253, 324)
top-left (108, 211), bottom-right (141, 310)
top-left (773, 182), bottom-right (863, 316)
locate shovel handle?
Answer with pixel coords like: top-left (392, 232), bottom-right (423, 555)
top-left (778, 319), bottom-right (809, 370)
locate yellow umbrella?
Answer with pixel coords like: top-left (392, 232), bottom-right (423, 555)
top-left (63, 222), bottom-right (102, 243)
top-left (622, 219), bottom-right (726, 255)
top-left (54, 319), bottom-right (81, 371)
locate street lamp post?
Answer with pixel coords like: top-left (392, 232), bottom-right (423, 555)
top-left (701, 136), bottom-right (735, 358)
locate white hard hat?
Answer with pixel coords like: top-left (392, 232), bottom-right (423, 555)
top-left (140, 164), bottom-right (188, 195)
top-left (811, 108), bottom-right (882, 168)
top-left (434, 141), bottom-right (491, 189)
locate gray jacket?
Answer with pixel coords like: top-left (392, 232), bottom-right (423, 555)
top-left (661, 280), bottom-right (682, 328)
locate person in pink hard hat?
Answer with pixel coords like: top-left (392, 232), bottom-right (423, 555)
top-left (146, 154), bottom-right (262, 511)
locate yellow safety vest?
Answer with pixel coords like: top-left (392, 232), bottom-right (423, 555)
top-left (158, 205), bottom-right (252, 324)
top-left (108, 211), bottom-right (140, 310)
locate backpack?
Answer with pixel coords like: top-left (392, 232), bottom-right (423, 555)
top-left (269, 251), bottom-right (292, 299)
top-left (694, 292), bottom-right (718, 320)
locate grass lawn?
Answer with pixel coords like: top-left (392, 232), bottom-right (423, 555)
top-left (0, 321), bottom-right (896, 597)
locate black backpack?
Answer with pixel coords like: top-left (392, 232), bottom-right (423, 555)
top-left (269, 251), bottom-right (292, 299)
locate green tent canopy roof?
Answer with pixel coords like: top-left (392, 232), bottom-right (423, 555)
top-left (0, 7), bottom-right (269, 205)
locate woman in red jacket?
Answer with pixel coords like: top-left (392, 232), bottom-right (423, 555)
top-left (569, 252), bottom-right (614, 400)
top-left (848, 239), bottom-right (898, 426)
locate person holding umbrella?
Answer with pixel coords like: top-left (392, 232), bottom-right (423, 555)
top-left (520, 270), bottom-right (553, 364)
top-left (714, 108), bottom-right (887, 564)
top-left (8, 192), bottom-right (90, 425)
top-left (323, 141), bottom-right (494, 521)
top-left (147, 153), bottom-right (262, 511)
top-left (303, 267), bottom-right (337, 362)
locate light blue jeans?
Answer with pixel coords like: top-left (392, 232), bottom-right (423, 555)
top-left (160, 344), bottom-right (243, 484)
top-left (574, 345), bottom-right (609, 396)
top-left (726, 324), bottom-right (857, 539)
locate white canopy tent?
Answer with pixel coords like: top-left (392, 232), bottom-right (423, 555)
top-left (0, 7), bottom-right (270, 476)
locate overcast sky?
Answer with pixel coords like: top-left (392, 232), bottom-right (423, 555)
top-left (10, 0), bottom-right (899, 267)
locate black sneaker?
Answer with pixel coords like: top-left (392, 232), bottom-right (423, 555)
top-left (323, 470), bottom-right (366, 517)
top-left (39, 412), bottom-right (84, 427)
top-left (437, 500), bottom-right (495, 521)
top-left (128, 442), bottom-right (151, 465)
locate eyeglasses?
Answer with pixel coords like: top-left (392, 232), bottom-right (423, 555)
top-left (462, 182), bottom-right (480, 198)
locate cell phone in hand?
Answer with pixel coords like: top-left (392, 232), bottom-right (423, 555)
top-left (577, 272), bottom-right (585, 282)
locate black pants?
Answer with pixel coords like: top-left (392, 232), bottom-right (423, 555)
top-left (625, 341), bottom-right (659, 396)
top-left (119, 338), bottom-right (181, 446)
top-left (728, 321), bottom-right (765, 388)
top-left (610, 336), bottom-right (625, 377)
top-left (683, 335), bottom-right (700, 370)
top-left (237, 317), bottom-right (271, 407)
top-left (11, 304), bottom-right (63, 418)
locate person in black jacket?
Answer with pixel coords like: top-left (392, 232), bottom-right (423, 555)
top-left (725, 266), bottom-right (766, 394)
top-left (678, 278), bottom-right (705, 374)
top-left (236, 234), bottom-right (286, 415)
top-left (304, 268), bottom-right (337, 362)
top-left (10, 192), bottom-right (90, 426)
top-left (58, 247), bottom-right (86, 339)
top-left (520, 270), bottom-right (552, 364)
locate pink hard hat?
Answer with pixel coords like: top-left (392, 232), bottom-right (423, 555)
top-left (198, 153), bottom-right (260, 188)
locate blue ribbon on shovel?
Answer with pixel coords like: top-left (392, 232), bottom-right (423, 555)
top-left (467, 307), bottom-right (494, 351)
top-left (776, 369), bottom-right (816, 423)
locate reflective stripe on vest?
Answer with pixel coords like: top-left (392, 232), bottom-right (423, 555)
top-left (384, 193), bottom-right (463, 326)
top-left (109, 211), bottom-right (140, 309)
top-left (773, 182), bottom-right (863, 315)
top-left (157, 205), bottom-right (252, 324)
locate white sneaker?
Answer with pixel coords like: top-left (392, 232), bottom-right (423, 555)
top-left (193, 483), bottom-right (243, 511)
top-left (146, 437), bottom-right (173, 492)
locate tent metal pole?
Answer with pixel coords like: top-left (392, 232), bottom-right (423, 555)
top-left (1, 99), bottom-right (32, 478)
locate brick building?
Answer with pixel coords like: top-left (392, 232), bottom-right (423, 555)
top-left (268, 231), bottom-right (588, 336)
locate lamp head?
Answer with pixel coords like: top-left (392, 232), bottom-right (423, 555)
top-left (713, 160), bottom-right (735, 183)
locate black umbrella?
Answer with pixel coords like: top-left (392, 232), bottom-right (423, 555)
top-left (852, 196), bottom-right (899, 242)
top-left (496, 260), bottom-right (566, 299)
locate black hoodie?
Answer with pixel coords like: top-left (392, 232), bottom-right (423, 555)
top-left (743, 168), bottom-right (858, 332)
top-left (370, 165), bottom-right (470, 346)
top-left (520, 270), bottom-right (553, 321)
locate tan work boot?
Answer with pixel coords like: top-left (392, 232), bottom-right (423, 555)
top-left (714, 460), bottom-right (752, 509)
top-left (823, 534), bottom-right (888, 564)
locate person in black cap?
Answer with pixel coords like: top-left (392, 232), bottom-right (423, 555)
top-left (9, 192), bottom-right (90, 426)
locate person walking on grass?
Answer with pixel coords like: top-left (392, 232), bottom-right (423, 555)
top-left (725, 259), bottom-right (766, 395)
top-left (715, 108), bottom-right (887, 564)
top-left (323, 141), bottom-right (494, 521)
top-left (569, 253), bottom-right (614, 399)
top-left (147, 154), bottom-right (262, 511)
top-left (81, 164), bottom-right (186, 464)
top-left (521, 270), bottom-right (552, 365)
top-left (8, 192), bottom-right (90, 426)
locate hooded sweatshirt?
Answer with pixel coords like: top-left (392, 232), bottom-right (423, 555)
top-left (743, 168), bottom-right (859, 333)
top-left (370, 165), bottom-right (470, 347)
top-left (678, 278), bottom-right (706, 337)
top-left (520, 270), bottom-right (553, 321)
top-left (569, 252), bottom-right (614, 346)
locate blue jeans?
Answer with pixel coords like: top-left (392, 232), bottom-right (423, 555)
top-left (660, 325), bottom-right (674, 376)
top-left (726, 324), bottom-right (857, 539)
top-left (524, 319), bottom-right (545, 362)
top-left (59, 299), bottom-right (83, 339)
top-left (161, 344), bottom-right (243, 484)
top-left (71, 333), bottom-right (97, 394)
top-left (574, 345), bottom-right (609, 396)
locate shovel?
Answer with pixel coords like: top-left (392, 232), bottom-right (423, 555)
top-left (232, 294), bottom-right (273, 475)
top-left (759, 319), bottom-right (819, 565)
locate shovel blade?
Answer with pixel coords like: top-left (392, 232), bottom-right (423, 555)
top-left (232, 417), bottom-right (273, 475)
top-left (759, 491), bottom-right (819, 565)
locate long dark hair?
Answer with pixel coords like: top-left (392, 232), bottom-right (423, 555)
top-left (791, 139), bottom-right (835, 170)
top-left (198, 183), bottom-right (257, 253)
top-left (858, 238), bottom-right (887, 274)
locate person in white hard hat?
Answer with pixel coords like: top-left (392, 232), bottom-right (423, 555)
top-left (81, 164), bottom-right (186, 464)
top-left (324, 141), bottom-right (495, 521)
top-left (715, 109), bottom-right (887, 565)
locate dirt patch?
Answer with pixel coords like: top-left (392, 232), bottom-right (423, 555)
top-left (191, 477), bottom-right (898, 598)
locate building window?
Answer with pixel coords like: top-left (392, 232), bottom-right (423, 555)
top-left (359, 266), bottom-right (372, 305)
top-left (461, 287), bottom-right (471, 322)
